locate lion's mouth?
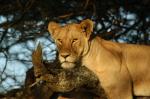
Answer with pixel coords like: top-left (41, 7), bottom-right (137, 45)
top-left (62, 61), bottom-right (75, 64)
top-left (61, 61), bottom-right (76, 69)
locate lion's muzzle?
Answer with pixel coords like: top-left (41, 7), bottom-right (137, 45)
top-left (59, 53), bottom-right (77, 69)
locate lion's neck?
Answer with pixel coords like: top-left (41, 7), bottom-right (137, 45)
top-left (82, 36), bottom-right (104, 72)
top-left (81, 36), bottom-right (123, 76)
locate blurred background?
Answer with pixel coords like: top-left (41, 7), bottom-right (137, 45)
top-left (0, 0), bottom-right (150, 94)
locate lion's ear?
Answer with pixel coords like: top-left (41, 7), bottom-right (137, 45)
top-left (48, 22), bottom-right (60, 36)
top-left (80, 19), bottom-right (93, 38)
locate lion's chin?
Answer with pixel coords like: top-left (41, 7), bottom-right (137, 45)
top-left (61, 62), bottom-right (76, 69)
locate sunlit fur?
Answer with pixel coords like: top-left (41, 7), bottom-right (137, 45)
top-left (48, 19), bottom-right (150, 99)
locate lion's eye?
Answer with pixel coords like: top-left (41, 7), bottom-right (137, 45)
top-left (72, 38), bottom-right (78, 43)
top-left (57, 39), bottom-right (62, 44)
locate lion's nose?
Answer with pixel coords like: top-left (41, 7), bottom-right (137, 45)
top-left (61, 53), bottom-right (70, 58)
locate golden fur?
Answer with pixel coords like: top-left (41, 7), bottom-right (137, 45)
top-left (48, 19), bottom-right (150, 99)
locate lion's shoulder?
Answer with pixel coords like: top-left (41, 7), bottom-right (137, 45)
top-left (101, 39), bottom-right (122, 54)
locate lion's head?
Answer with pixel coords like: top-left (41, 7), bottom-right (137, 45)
top-left (48, 19), bottom-right (93, 69)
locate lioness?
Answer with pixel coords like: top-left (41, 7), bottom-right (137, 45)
top-left (48, 19), bottom-right (150, 99)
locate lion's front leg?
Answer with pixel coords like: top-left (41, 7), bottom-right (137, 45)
top-left (104, 79), bottom-right (133, 99)
top-left (99, 65), bottom-right (133, 99)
